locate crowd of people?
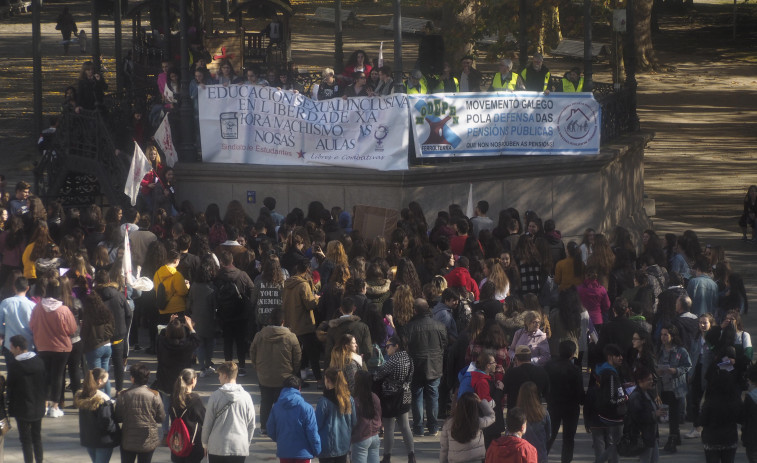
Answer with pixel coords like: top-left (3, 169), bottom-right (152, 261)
top-left (0, 173), bottom-right (755, 463)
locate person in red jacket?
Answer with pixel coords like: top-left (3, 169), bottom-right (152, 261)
top-left (485, 407), bottom-right (538, 463)
top-left (443, 257), bottom-right (480, 301)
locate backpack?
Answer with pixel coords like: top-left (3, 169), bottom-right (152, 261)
top-left (166, 408), bottom-right (195, 457)
top-left (594, 368), bottom-right (629, 424)
top-left (155, 280), bottom-right (169, 312)
top-left (215, 278), bottom-right (246, 321)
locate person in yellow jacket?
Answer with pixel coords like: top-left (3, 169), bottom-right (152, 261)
top-left (405, 69), bottom-right (428, 94)
top-left (433, 62), bottom-right (460, 93)
top-left (22, 220), bottom-right (55, 281)
top-left (488, 59), bottom-right (525, 92)
top-left (153, 249), bottom-right (189, 316)
top-left (559, 67), bottom-right (585, 92)
top-left (520, 53), bottom-right (551, 93)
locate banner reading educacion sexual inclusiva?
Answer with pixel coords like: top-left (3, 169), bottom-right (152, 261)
top-left (408, 92), bottom-right (601, 158)
top-left (199, 84), bottom-right (409, 171)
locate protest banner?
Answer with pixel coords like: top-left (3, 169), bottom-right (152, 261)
top-left (199, 85), bottom-right (410, 170)
top-left (408, 92), bottom-right (601, 157)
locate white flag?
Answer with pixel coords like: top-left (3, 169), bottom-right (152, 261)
top-left (466, 183), bottom-right (474, 218)
top-left (155, 114), bottom-right (179, 167)
top-left (123, 226), bottom-right (134, 284)
top-left (124, 143), bottom-right (152, 206)
top-left (378, 41), bottom-right (384, 68)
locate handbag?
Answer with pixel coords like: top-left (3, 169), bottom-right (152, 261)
top-left (0, 417), bottom-right (12, 436)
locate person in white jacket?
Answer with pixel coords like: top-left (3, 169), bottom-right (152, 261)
top-left (202, 361), bottom-right (256, 462)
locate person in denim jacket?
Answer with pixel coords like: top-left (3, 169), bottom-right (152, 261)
top-left (656, 324), bottom-right (692, 453)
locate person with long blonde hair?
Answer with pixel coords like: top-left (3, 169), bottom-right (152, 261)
top-left (320, 241), bottom-right (350, 288)
top-left (330, 334), bottom-right (364, 393)
top-left (481, 258), bottom-right (509, 301)
top-left (316, 368), bottom-right (356, 463)
top-left (389, 284), bottom-right (415, 332)
top-left (586, 234), bottom-right (615, 289)
top-left (516, 381), bottom-right (551, 463)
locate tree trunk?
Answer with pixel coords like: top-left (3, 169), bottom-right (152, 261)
top-left (534, 2), bottom-right (562, 55)
top-left (547, 4), bottom-right (562, 49)
top-left (634, 0), bottom-right (657, 71)
top-left (442, 0), bottom-right (475, 66)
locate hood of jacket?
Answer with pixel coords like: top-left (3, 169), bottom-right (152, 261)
top-left (365, 279), bottom-right (390, 295)
top-left (217, 382), bottom-right (247, 401)
top-left (328, 315), bottom-right (361, 329)
top-left (545, 231), bottom-right (562, 243)
top-left (596, 361), bottom-right (618, 376)
top-left (74, 390), bottom-right (110, 411)
top-left (490, 435), bottom-right (532, 459)
top-left (445, 267), bottom-right (472, 287)
top-left (284, 274), bottom-right (310, 290)
top-left (276, 386), bottom-right (307, 410)
top-left (96, 284), bottom-right (120, 302)
top-left (259, 325), bottom-right (292, 342)
top-left (41, 297), bottom-right (63, 312)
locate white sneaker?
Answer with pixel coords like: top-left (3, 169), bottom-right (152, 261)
top-left (45, 405), bottom-right (52, 417)
top-left (684, 428), bottom-right (701, 439)
top-left (49, 408), bottom-right (64, 418)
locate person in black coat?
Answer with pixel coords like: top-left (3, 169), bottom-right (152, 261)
top-left (95, 270), bottom-right (133, 394)
top-left (597, 298), bottom-right (638, 356)
top-left (504, 345), bottom-right (550, 410)
top-left (742, 366), bottom-right (757, 462)
top-left (156, 316), bottom-right (202, 436)
top-left (701, 363), bottom-right (743, 463)
top-left (544, 341), bottom-right (585, 463)
top-left (628, 367), bottom-right (663, 462)
top-left (7, 335), bottom-right (46, 463)
top-left (169, 369), bottom-right (206, 463)
top-left (74, 368), bottom-right (120, 462)
top-left (404, 298), bottom-right (447, 436)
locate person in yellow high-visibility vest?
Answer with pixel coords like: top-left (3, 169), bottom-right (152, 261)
top-left (432, 62), bottom-right (460, 93)
top-left (405, 69), bottom-right (429, 94)
top-left (559, 67), bottom-right (585, 92)
top-left (520, 53), bottom-right (551, 93)
top-left (488, 59), bottom-right (525, 92)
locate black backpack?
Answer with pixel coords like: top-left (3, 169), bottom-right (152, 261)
top-left (214, 279), bottom-right (246, 321)
top-left (156, 281), bottom-right (170, 312)
top-left (594, 369), bottom-right (629, 425)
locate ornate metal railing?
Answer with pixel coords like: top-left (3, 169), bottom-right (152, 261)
top-left (35, 107), bottom-right (130, 206)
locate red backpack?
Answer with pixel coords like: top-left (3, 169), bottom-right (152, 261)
top-left (166, 408), bottom-right (195, 457)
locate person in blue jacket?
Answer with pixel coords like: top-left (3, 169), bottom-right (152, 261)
top-left (316, 368), bottom-right (357, 463)
top-left (267, 375), bottom-right (322, 462)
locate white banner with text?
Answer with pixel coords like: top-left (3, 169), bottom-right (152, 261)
top-left (408, 92), bottom-right (601, 157)
top-left (199, 85), bottom-right (409, 170)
